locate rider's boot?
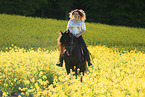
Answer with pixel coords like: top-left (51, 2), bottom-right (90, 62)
top-left (56, 54), bottom-right (63, 67)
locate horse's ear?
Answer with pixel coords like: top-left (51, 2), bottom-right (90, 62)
top-left (68, 29), bottom-right (70, 33)
top-left (60, 31), bottom-right (63, 35)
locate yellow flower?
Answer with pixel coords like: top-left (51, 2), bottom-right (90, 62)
top-left (142, 81), bottom-right (145, 88)
top-left (18, 95), bottom-right (21, 97)
top-left (35, 83), bottom-right (38, 87)
top-left (21, 92), bottom-right (25, 95)
top-left (14, 78), bottom-right (17, 82)
top-left (25, 80), bottom-right (30, 84)
top-left (31, 77), bottom-right (35, 83)
top-left (42, 75), bottom-right (47, 79)
top-left (38, 79), bottom-right (42, 84)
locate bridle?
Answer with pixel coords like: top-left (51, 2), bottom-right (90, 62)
top-left (65, 35), bottom-right (75, 56)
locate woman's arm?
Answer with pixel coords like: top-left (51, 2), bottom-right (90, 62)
top-left (75, 30), bottom-right (85, 38)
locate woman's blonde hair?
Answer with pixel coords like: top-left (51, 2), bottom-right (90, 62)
top-left (69, 9), bottom-right (86, 21)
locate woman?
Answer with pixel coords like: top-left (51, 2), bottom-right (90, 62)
top-left (56, 9), bottom-right (92, 67)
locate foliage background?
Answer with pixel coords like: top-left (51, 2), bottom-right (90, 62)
top-left (0, 0), bottom-right (145, 27)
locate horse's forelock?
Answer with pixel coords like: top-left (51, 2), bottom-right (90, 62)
top-left (66, 30), bottom-right (68, 33)
top-left (58, 30), bottom-right (75, 46)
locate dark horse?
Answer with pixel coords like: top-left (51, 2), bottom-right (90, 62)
top-left (58, 30), bottom-right (87, 79)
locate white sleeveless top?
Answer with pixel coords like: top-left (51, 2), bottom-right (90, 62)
top-left (67, 19), bottom-right (86, 35)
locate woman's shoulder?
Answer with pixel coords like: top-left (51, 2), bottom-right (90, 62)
top-left (68, 19), bottom-right (74, 24)
top-left (80, 20), bottom-right (85, 23)
top-left (69, 19), bottom-right (73, 22)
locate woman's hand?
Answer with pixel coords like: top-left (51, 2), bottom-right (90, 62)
top-left (75, 30), bottom-right (85, 38)
top-left (75, 34), bottom-right (80, 38)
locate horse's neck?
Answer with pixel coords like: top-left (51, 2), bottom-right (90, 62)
top-left (73, 40), bottom-right (81, 51)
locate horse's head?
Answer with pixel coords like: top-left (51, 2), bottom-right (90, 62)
top-left (60, 29), bottom-right (73, 45)
top-left (60, 29), bottom-right (75, 56)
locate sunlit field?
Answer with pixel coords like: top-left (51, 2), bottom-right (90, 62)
top-left (0, 14), bottom-right (145, 97)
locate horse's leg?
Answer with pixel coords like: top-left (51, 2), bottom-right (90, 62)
top-left (65, 63), bottom-right (70, 75)
top-left (80, 71), bottom-right (84, 82)
top-left (80, 62), bottom-right (85, 82)
top-left (80, 74), bottom-right (83, 82)
top-left (75, 66), bottom-right (78, 79)
top-left (67, 68), bottom-right (70, 75)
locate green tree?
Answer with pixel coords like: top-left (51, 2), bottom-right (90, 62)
top-left (57, 0), bottom-right (74, 20)
top-left (81, 0), bottom-right (145, 26)
top-left (0, 0), bottom-right (48, 16)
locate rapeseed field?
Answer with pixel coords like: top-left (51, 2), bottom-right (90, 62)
top-left (0, 14), bottom-right (145, 97)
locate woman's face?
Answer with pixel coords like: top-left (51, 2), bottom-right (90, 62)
top-left (73, 12), bottom-right (80, 19)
